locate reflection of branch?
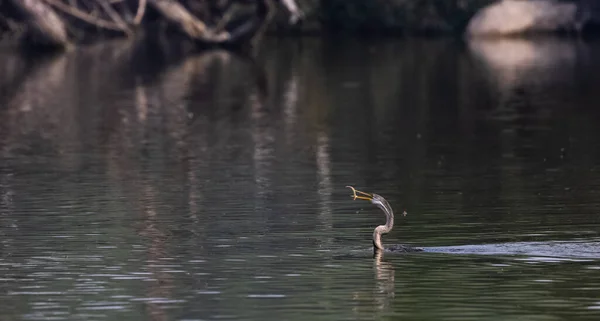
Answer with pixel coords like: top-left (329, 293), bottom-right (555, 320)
top-left (135, 77), bottom-right (148, 122)
top-left (43, 0), bottom-right (125, 32)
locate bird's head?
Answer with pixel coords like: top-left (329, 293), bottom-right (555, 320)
top-left (346, 186), bottom-right (406, 217)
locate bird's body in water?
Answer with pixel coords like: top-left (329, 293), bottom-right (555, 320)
top-left (347, 186), bottom-right (422, 253)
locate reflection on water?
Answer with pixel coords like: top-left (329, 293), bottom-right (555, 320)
top-left (1, 36), bottom-right (600, 320)
top-left (468, 38), bottom-right (578, 89)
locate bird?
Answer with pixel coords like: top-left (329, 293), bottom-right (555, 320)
top-left (347, 186), bottom-right (422, 253)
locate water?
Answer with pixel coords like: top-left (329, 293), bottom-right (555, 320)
top-left (1, 36), bottom-right (600, 320)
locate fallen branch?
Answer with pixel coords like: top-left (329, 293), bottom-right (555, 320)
top-left (10, 0), bottom-right (70, 48)
top-left (148, 0), bottom-right (229, 42)
top-left (213, 0), bottom-right (280, 45)
top-left (98, 0), bottom-right (132, 35)
top-left (43, 0), bottom-right (125, 32)
top-left (251, 0), bottom-right (276, 46)
top-left (4, 0), bottom-right (303, 49)
top-left (133, 0), bottom-right (147, 25)
top-left (280, 0), bottom-right (303, 24)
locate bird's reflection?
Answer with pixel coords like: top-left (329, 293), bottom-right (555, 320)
top-left (351, 251), bottom-right (396, 316)
top-left (373, 250), bottom-right (396, 310)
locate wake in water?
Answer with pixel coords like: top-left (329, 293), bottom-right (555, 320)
top-left (424, 240), bottom-right (600, 260)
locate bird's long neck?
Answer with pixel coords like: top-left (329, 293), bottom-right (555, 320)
top-left (373, 199), bottom-right (394, 251)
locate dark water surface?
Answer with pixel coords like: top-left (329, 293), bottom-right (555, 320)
top-left (1, 36), bottom-right (600, 320)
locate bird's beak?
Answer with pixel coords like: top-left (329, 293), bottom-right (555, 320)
top-left (346, 186), bottom-right (373, 201)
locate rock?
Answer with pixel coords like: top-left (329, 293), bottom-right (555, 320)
top-left (466, 0), bottom-right (578, 37)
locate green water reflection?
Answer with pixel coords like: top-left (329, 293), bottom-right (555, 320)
top-left (0, 37), bottom-right (600, 320)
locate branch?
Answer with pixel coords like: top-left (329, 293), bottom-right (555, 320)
top-left (133, 0), bottom-right (147, 26)
top-left (214, 1), bottom-right (240, 32)
top-left (148, 0), bottom-right (229, 42)
top-left (213, 0), bottom-right (277, 45)
top-left (98, 0), bottom-right (132, 35)
top-left (247, 0), bottom-right (276, 47)
top-left (10, 0), bottom-right (71, 48)
top-left (280, 0), bottom-right (303, 24)
top-left (42, 0), bottom-right (125, 32)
